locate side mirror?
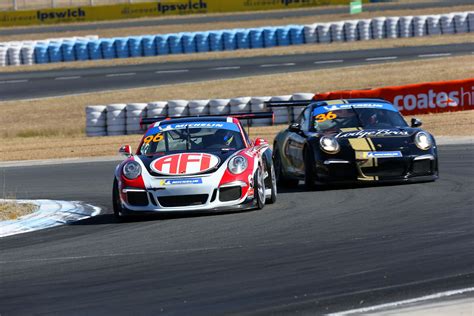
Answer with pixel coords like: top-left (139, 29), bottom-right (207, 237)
top-left (411, 118), bottom-right (423, 128)
top-left (119, 145), bottom-right (132, 157)
top-left (288, 122), bottom-right (301, 132)
top-left (254, 138), bottom-right (268, 147)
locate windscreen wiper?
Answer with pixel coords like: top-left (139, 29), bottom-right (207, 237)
top-left (351, 106), bottom-right (365, 128)
top-left (186, 126), bottom-right (191, 150)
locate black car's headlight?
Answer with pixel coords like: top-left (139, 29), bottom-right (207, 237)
top-left (228, 155), bottom-right (248, 174)
top-left (123, 161), bottom-right (142, 179)
top-left (320, 136), bottom-right (340, 154)
top-left (414, 132), bottom-right (432, 150)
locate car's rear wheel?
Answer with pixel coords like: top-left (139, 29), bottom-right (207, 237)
top-left (274, 147), bottom-right (299, 188)
top-left (254, 167), bottom-right (266, 210)
top-left (112, 178), bottom-right (127, 221)
top-left (304, 148), bottom-right (317, 190)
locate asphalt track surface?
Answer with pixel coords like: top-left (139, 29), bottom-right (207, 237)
top-left (1, 0), bottom-right (472, 37)
top-left (1, 42), bottom-right (473, 101)
top-left (0, 143), bottom-right (473, 314)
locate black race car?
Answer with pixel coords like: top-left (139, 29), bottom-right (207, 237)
top-left (267, 98), bottom-right (439, 189)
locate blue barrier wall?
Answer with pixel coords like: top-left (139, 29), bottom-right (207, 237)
top-left (14, 12), bottom-right (472, 66)
top-left (22, 24), bottom-right (305, 64)
top-left (75, 40), bottom-right (89, 60)
top-left (88, 40), bottom-right (102, 60)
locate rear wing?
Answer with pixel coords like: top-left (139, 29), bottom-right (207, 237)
top-left (140, 112), bottom-right (274, 126)
top-left (264, 100), bottom-right (313, 108)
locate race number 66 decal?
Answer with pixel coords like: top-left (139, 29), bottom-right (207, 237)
top-left (315, 111), bottom-right (337, 123)
top-left (143, 133), bottom-right (164, 144)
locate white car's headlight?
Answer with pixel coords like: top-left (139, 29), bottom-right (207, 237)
top-left (414, 132), bottom-right (432, 150)
top-left (320, 136), bottom-right (340, 154)
top-left (228, 155), bottom-right (248, 174)
top-left (123, 161), bottom-right (142, 179)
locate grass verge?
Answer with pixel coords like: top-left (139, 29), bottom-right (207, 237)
top-left (0, 56), bottom-right (472, 161)
top-left (0, 201), bottom-right (37, 221)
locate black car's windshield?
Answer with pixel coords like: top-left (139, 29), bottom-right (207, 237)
top-left (312, 102), bottom-right (408, 132)
top-left (140, 121), bottom-right (245, 155)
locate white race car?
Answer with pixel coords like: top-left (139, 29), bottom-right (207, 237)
top-left (113, 113), bottom-right (277, 219)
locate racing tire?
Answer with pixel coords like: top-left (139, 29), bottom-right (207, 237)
top-left (304, 148), bottom-right (317, 190)
top-left (112, 178), bottom-right (128, 221)
top-left (254, 168), bottom-right (266, 210)
top-left (273, 147), bottom-right (299, 188)
top-left (265, 162), bottom-right (277, 204)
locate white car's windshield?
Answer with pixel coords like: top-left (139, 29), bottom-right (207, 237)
top-left (140, 121), bottom-right (245, 155)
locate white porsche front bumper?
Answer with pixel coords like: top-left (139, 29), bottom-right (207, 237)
top-left (120, 176), bottom-right (252, 213)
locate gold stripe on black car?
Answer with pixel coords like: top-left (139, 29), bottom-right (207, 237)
top-left (348, 137), bottom-right (379, 181)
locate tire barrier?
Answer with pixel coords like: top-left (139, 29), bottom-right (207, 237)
top-left (189, 100), bottom-right (210, 116)
top-left (4, 11), bottom-right (473, 67)
top-left (87, 76), bottom-right (474, 137)
top-left (106, 104), bottom-right (127, 136)
top-left (0, 35), bottom-right (99, 67)
top-left (126, 103), bottom-right (147, 135)
top-left (85, 105), bottom-right (107, 137)
top-left (85, 93), bottom-right (315, 137)
top-left (357, 20), bottom-right (372, 41)
top-left (270, 95), bottom-right (292, 124)
top-left (167, 100), bottom-right (189, 117)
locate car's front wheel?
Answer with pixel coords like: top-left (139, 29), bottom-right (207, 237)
top-left (254, 167), bottom-right (266, 210)
top-left (265, 161), bottom-right (277, 204)
top-left (112, 178), bottom-right (127, 221)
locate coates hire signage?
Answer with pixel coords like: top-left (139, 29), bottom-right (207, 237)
top-left (0, 0), bottom-right (352, 27)
top-left (313, 78), bottom-right (474, 116)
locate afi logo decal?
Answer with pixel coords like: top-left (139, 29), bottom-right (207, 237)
top-left (151, 153), bottom-right (219, 175)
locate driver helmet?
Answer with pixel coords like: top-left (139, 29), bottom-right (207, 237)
top-left (214, 129), bottom-right (234, 146)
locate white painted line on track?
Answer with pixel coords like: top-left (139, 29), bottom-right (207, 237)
top-left (0, 79), bottom-right (29, 84)
top-left (210, 66), bottom-right (241, 71)
top-left (418, 53), bottom-right (452, 58)
top-left (328, 287), bottom-right (474, 316)
top-left (365, 56), bottom-right (398, 61)
top-left (54, 76), bottom-right (81, 80)
top-left (314, 60), bottom-right (344, 64)
top-left (260, 63), bottom-right (296, 68)
top-left (155, 69), bottom-right (189, 74)
top-left (105, 72), bottom-right (136, 77)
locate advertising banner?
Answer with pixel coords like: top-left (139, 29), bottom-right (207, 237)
top-left (0, 0), bottom-right (353, 27)
top-left (313, 78), bottom-right (474, 116)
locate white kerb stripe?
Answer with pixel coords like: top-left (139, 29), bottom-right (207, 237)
top-left (418, 53), bottom-right (452, 58)
top-left (314, 60), bottom-right (344, 64)
top-left (55, 76), bottom-right (81, 80)
top-left (328, 287), bottom-right (474, 316)
top-left (0, 79), bottom-right (29, 84)
top-left (155, 69), bottom-right (189, 74)
top-left (260, 63), bottom-right (295, 68)
top-left (211, 66), bottom-right (241, 71)
top-left (365, 56), bottom-right (398, 61)
top-left (105, 72), bottom-right (136, 77)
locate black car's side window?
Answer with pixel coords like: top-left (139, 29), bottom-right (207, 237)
top-left (299, 108), bottom-right (310, 132)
